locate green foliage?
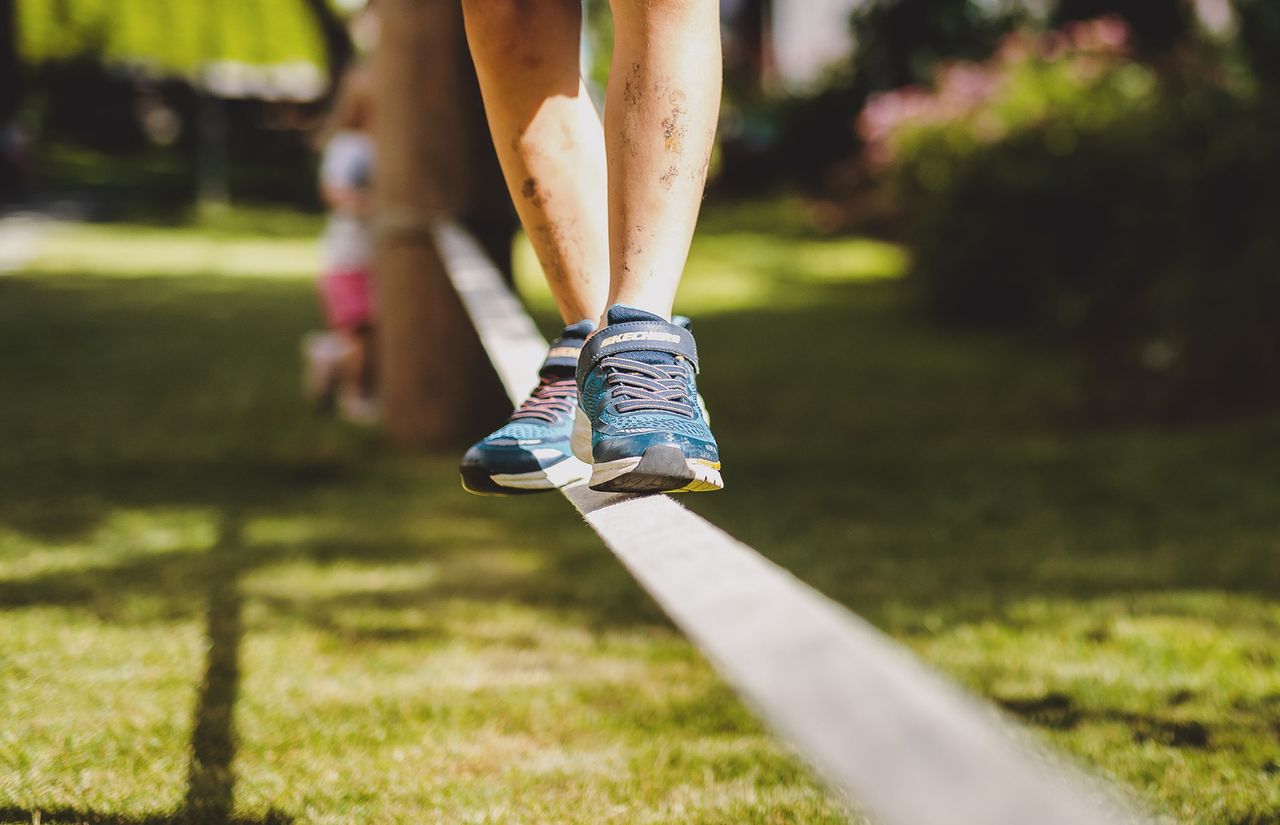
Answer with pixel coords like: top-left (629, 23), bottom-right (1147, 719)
top-left (16, 0), bottom-right (327, 77)
top-left (863, 22), bottom-right (1280, 419)
top-left (850, 0), bottom-right (1022, 93)
top-left (1051, 0), bottom-right (1191, 54)
top-left (1236, 0), bottom-right (1280, 89)
top-left (583, 0), bottom-right (614, 94)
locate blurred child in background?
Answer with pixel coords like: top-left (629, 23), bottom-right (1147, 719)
top-left (303, 63), bottom-right (378, 425)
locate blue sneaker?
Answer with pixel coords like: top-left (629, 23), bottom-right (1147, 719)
top-left (460, 320), bottom-right (594, 495)
top-left (573, 305), bottom-right (723, 493)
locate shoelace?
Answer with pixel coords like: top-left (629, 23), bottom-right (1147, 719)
top-left (601, 356), bottom-right (695, 417)
top-left (510, 375), bottom-right (577, 423)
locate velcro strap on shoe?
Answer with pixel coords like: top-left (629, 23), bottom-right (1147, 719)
top-left (577, 321), bottom-right (700, 384)
top-left (542, 340), bottom-right (585, 371)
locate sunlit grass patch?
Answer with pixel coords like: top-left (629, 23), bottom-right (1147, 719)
top-left (0, 609), bottom-right (203, 817)
top-left (0, 507), bottom-right (217, 580)
top-left (513, 205), bottom-right (906, 320)
top-left (910, 592), bottom-right (1280, 821)
top-left (27, 221), bottom-right (320, 280)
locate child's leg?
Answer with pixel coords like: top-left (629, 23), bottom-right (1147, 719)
top-left (335, 326), bottom-right (380, 424)
top-left (461, 0), bottom-right (609, 324)
top-left (573, 0), bottom-right (724, 492)
top-left (353, 326), bottom-right (376, 398)
top-left (337, 327), bottom-right (374, 397)
top-left (604, 0), bottom-right (721, 319)
top-left (459, 0), bottom-right (606, 495)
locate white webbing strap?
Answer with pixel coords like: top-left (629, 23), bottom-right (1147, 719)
top-left (433, 221), bottom-right (1160, 825)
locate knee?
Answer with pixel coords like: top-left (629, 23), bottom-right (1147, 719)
top-left (462, 0), bottom-right (571, 39)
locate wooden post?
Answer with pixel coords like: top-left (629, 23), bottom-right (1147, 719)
top-left (372, 0), bottom-right (512, 446)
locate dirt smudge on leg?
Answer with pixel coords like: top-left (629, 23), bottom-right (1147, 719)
top-left (662, 89), bottom-right (688, 155)
top-left (521, 177), bottom-right (545, 208)
top-left (623, 63), bottom-right (642, 107)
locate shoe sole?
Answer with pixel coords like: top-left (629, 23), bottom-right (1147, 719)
top-left (590, 445), bottom-right (723, 494)
top-left (460, 456), bottom-right (591, 496)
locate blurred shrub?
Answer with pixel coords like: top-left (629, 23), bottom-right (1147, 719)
top-left (850, 0), bottom-right (1020, 93)
top-left (1050, 0), bottom-right (1191, 55)
top-left (860, 18), bottom-right (1280, 419)
top-left (716, 0), bottom-right (1024, 196)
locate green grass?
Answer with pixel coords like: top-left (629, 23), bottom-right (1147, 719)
top-left (2, 204), bottom-right (1279, 824)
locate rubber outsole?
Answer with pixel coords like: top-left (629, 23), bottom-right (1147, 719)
top-left (460, 456), bottom-right (591, 496)
top-left (460, 465), bottom-right (544, 496)
top-left (590, 445), bottom-right (723, 494)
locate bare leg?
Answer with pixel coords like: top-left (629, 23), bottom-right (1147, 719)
top-left (461, 0), bottom-right (609, 324)
top-left (338, 327), bottom-right (373, 398)
top-left (354, 327), bottom-right (376, 398)
top-left (605, 0), bottom-right (721, 320)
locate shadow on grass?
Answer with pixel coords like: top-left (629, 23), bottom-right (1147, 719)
top-left (0, 511), bottom-right (293, 825)
top-left (182, 513), bottom-right (246, 825)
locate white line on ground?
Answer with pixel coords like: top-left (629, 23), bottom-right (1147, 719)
top-left (433, 221), bottom-right (1165, 825)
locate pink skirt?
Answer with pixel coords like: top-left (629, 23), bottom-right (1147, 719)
top-left (319, 268), bottom-right (375, 329)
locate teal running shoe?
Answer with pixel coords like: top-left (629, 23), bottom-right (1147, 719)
top-left (460, 320), bottom-right (594, 495)
top-left (573, 305), bottom-right (722, 493)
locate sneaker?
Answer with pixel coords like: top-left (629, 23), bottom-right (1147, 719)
top-left (460, 320), bottom-right (595, 495)
top-left (573, 305), bottom-right (723, 493)
top-left (337, 389), bottom-right (381, 427)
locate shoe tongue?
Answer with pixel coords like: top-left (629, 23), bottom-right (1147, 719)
top-left (540, 364), bottom-right (576, 381)
top-left (560, 319), bottom-right (595, 342)
top-left (541, 318), bottom-right (595, 379)
top-left (604, 304), bottom-right (678, 366)
top-left (605, 305), bottom-right (666, 325)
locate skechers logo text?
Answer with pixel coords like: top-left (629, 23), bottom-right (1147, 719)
top-left (601, 331), bottom-right (681, 348)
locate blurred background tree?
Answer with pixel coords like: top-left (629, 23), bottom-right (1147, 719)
top-left (849, 0), bottom-right (1021, 92)
top-left (1, 0), bottom-right (25, 201)
top-left (10, 0), bottom-right (337, 214)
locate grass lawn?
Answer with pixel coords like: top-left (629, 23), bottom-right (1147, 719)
top-left (2, 203), bottom-right (1278, 824)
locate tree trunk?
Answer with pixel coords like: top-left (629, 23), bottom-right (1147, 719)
top-left (372, 0), bottom-right (512, 446)
top-left (728, 0), bottom-right (773, 98)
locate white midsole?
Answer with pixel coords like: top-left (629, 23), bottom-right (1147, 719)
top-left (589, 456), bottom-right (643, 485)
top-left (571, 406), bottom-right (593, 463)
top-left (491, 456), bottom-right (591, 490)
